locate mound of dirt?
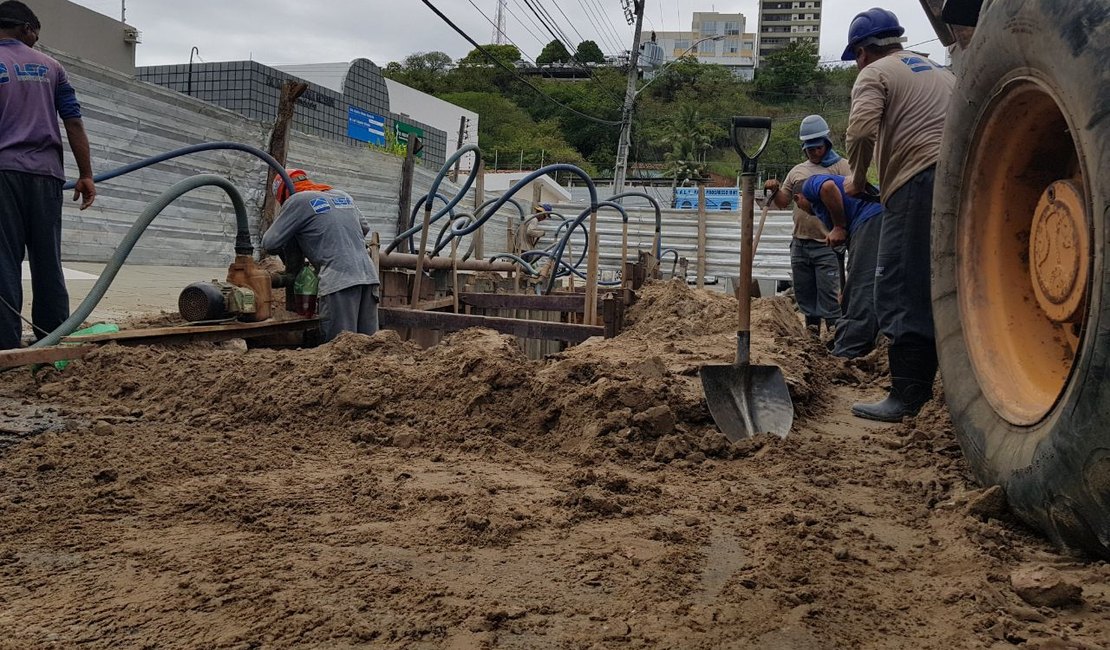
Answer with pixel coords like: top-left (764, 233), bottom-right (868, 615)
top-left (9, 282), bottom-right (1104, 649)
top-left (26, 280), bottom-right (839, 465)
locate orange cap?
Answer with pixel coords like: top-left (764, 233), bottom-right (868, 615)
top-left (272, 168), bottom-right (309, 205)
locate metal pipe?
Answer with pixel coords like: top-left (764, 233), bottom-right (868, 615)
top-left (378, 252), bottom-right (518, 272)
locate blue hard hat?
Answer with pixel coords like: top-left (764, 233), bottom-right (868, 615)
top-left (841, 7), bottom-right (904, 61)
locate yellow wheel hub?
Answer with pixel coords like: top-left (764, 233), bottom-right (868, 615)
top-left (1030, 180), bottom-right (1089, 324)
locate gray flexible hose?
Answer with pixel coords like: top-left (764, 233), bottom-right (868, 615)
top-left (32, 174), bottom-right (249, 348)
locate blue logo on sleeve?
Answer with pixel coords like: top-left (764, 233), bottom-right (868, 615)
top-left (331, 196), bottom-right (353, 207)
top-left (901, 56), bottom-right (935, 73)
top-left (0, 63), bottom-right (8, 84)
top-left (309, 197), bottom-right (332, 214)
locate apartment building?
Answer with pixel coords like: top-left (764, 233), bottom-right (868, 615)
top-left (756, 0), bottom-right (823, 65)
top-left (640, 11), bottom-right (757, 81)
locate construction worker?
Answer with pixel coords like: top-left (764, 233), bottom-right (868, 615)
top-left (796, 175), bottom-right (882, 359)
top-left (525, 202), bottom-right (552, 249)
top-left (0, 1), bottom-right (96, 350)
top-left (764, 115), bottom-right (851, 339)
top-left (841, 7), bottom-right (955, 421)
top-left (262, 168), bottom-right (380, 342)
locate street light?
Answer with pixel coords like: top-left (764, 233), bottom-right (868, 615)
top-left (187, 46), bottom-right (199, 97)
top-left (611, 34), bottom-right (726, 195)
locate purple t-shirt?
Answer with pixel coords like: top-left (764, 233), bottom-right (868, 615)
top-left (0, 38), bottom-right (82, 180)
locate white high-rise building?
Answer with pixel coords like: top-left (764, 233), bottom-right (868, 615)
top-left (756, 0), bottom-right (823, 65)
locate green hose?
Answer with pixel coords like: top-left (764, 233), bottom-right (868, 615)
top-left (32, 174), bottom-right (250, 349)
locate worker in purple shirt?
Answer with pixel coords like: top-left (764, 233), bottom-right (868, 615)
top-left (796, 174), bottom-right (882, 359)
top-left (0, 1), bottom-right (96, 349)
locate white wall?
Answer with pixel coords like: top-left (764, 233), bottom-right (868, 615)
top-left (384, 79), bottom-right (479, 173)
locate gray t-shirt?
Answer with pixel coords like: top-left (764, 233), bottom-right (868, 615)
top-left (261, 189), bottom-right (379, 296)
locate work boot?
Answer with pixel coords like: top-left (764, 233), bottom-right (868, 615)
top-left (851, 377), bottom-right (933, 422)
top-left (852, 340), bottom-right (937, 422)
top-left (805, 316), bottom-right (821, 340)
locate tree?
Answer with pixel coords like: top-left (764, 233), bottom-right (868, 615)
top-left (753, 41), bottom-right (819, 98)
top-left (439, 91), bottom-right (593, 173)
top-left (536, 39), bottom-right (571, 65)
top-left (457, 44), bottom-right (522, 68)
top-left (575, 40), bottom-right (605, 64)
top-left (659, 104), bottom-right (723, 187)
top-left (382, 51), bottom-right (453, 93)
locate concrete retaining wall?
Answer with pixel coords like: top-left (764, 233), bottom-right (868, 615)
top-left (52, 49), bottom-right (471, 267)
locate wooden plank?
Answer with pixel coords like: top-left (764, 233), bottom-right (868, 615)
top-left (61, 318), bottom-right (319, 345)
top-left (0, 345), bottom-right (97, 369)
top-left (380, 308), bottom-right (603, 343)
top-left (415, 297), bottom-right (458, 311)
top-left (473, 161), bottom-right (485, 259)
top-left (458, 293), bottom-right (586, 312)
top-left (697, 184), bottom-right (707, 289)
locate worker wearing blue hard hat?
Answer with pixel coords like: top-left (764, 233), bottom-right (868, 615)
top-left (764, 115), bottom-right (851, 341)
top-left (841, 7), bottom-right (955, 422)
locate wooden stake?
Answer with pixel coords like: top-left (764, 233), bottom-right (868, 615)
top-left (260, 81), bottom-right (307, 237)
top-left (696, 184), bottom-right (707, 289)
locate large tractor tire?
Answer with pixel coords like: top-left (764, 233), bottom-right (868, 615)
top-left (932, 0), bottom-right (1110, 558)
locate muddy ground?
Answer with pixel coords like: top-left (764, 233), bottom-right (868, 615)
top-left (0, 280), bottom-right (1107, 649)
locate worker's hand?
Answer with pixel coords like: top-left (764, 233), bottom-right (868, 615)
top-left (826, 226), bottom-right (848, 248)
top-left (843, 177), bottom-right (861, 197)
top-left (763, 179), bottom-right (781, 194)
top-left (73, 177), bottom-right (96, 210)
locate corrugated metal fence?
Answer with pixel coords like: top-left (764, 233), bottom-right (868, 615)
top-left (547, 202), bottom-right (795, 283)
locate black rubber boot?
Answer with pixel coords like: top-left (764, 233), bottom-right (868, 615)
top-left (851, 377), bottom-right (933, 422)
top-left (805, 316), bottom-right (821, 340)
top-left (851, 341), bottom-right (938, 422)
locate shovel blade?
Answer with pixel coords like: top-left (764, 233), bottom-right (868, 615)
top-left (700, 363), bottom-right (794, 442)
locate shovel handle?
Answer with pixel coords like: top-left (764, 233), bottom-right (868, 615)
top-left (738, 173), bottom-right (756, 334)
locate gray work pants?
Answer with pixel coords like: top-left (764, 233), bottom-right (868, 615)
top-left (0, 171), bottom-right (68, 350)
top-left (318, 283), bottom-right (379, 342)
top-left (875, 166), bottom-right (936, 349)
top-left (790, 237), bottom-right (842, 326)
top-left (833, 214), bottom-right (881, 358)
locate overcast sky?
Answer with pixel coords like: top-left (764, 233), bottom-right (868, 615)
top-left (68, 0), bottom-right (942, 68)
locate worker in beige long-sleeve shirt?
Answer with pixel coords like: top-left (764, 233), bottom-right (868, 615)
top-left (840, 7), bottom-right (955, 423)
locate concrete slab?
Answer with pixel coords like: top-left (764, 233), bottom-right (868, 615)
top-left (17, 262), bottom-right (228, 332)
top-left (21, 261), bottom-right (99, 281)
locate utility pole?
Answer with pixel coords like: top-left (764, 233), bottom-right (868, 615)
top-left (612, 0), bottom-right (646, 197)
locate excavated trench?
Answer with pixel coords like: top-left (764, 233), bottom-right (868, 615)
top-left (0, 280), bottom-right (1107, 648)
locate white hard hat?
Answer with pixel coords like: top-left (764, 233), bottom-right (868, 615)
top-left (799, 115), bottom-right (830, 142)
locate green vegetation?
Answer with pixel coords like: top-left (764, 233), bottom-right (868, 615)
top-left (383, 43), bottom-right (858, 181)
top-left (368, 129), bottom-right (409, 158)
top-left (536, 39), bottom-right (571, 65)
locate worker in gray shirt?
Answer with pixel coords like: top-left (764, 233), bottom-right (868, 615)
top-left (262, 168), bottom-right (380, 342)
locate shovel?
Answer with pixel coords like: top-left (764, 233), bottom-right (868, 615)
top-left (700, 116), bottom-right (794, 441)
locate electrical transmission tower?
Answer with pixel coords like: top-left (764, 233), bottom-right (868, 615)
top-left (492, 0), bottom-right (508, 44)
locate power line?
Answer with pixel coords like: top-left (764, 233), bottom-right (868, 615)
top-left (568, 0), bottom-right (621, 53)
top-left (517, 0), bottom-right (625, 104)
top-left (421, 0), bottom-right (621, 126)
top-left (587, 0), bottom-right (630, 52)
top-left (572, 0), bottom-right (623, 54)
top-left (466, 0), bottom-right (613, 107)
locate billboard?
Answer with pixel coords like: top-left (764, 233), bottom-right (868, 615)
top-left (674, 187), bottom-right (739, 211)
top-left (346, 106), bottom-right (386, 145)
